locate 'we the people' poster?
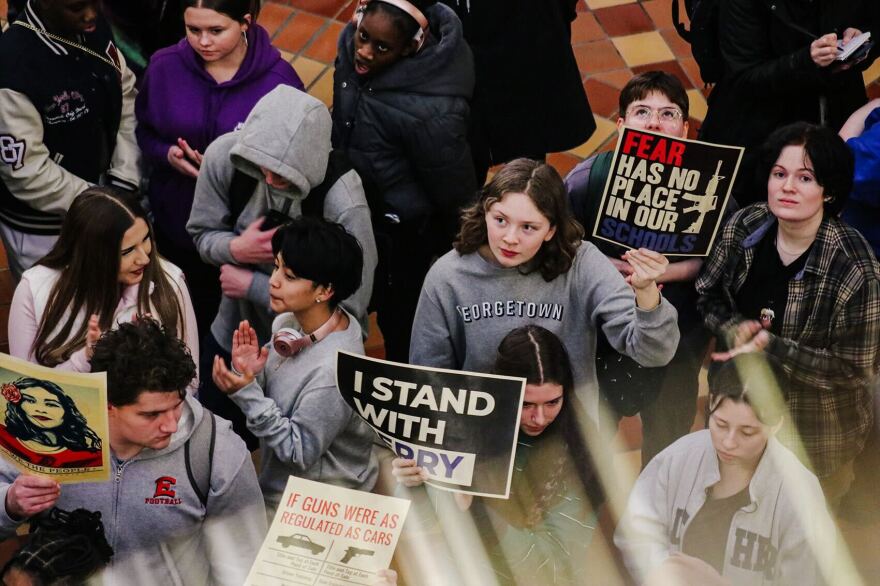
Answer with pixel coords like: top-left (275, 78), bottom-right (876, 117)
top-left (336, 351), bottom-right (525, 499)
top-left (245, 476), bottom-right (410, 586)
top-left (0, 353), bottom-right (109, 483)
top-left (592, 127), bottom-right (744, 256)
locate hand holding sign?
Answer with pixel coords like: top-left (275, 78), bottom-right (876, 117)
top-left (391, 458), bottom-right (427, 487)
top-left (623, 248), bottom-right (667, 309)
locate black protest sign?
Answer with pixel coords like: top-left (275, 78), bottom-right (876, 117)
top-left (592, 127), bottom-right (743, 256)
top-left (336, 352), bottom-right (525, 499)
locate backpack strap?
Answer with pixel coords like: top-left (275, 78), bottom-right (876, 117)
top-left (301, 150), bottom-right (354, 217)
top-left (184, 410), bottom-right (216, 510)
top-left (227, 169), bottom-right (259, 229)
top-left (582, 150), bottom-right (614, 236)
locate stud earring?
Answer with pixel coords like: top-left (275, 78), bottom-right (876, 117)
top-left (315, 298), bottom-right (322, 303)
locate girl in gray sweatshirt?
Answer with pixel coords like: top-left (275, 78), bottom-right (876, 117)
top-left (410, 158), bottom-right (680, 421)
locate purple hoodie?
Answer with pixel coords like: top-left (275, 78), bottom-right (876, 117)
top-left (135, 24), bottom-right (304, 251)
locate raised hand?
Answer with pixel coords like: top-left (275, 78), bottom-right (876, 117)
top-left (231, 320), bottom-right (268, 377)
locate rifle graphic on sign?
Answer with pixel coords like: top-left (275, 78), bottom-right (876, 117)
top-left (682, 160), bottom-right (724, 234)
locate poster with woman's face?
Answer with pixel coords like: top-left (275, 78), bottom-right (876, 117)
top-left (0, 354), bottom-right (110, 483)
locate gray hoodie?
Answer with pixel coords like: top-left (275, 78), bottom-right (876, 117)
top-left (0, 396), bottom-right (267, 585)
top-left (230, 309), bottom-right (378, 512)
top-left (187, 86), bottom-right (377, 351)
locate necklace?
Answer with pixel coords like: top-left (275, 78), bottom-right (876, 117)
top-left (774, 234), bottom-right (807, 261)
top-left (14, 20), bottom-right (122, 75)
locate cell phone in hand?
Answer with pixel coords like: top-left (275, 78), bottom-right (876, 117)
top-left (260, 210), bottom-right (290, 231)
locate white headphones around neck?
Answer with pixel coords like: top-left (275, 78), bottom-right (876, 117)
top-left (355, 0), bottom-right (429, 52)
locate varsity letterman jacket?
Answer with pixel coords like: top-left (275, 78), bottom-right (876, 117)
top-left (0, 1), bottom-right (140, 235)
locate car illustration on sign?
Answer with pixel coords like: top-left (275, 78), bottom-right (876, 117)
top-left (276, 533), bottom-right (326, 555)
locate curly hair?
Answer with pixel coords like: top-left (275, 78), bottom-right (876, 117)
top-left (3, 378), bottom-right (101, 452)
top-left (1, 507), bottom-right (113, 585)
top-left (454, 158), bottom-right (584, 281)
top-left (89, 319), bottom-right (195, 407)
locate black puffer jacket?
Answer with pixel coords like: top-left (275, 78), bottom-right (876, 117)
top-left (700, 0), bottom-right (877, 166)
top-left (332, 3), bottom-right (476, 223)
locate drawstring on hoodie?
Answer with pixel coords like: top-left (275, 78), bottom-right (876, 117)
top-left (455, 0), bottom-right (471, 13)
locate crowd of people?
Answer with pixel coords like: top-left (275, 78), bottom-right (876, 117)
top-left (0, 0), bottom-right (878, 584)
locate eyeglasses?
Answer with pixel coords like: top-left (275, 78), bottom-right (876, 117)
top-left (625, 105), bottom-right (684, 123)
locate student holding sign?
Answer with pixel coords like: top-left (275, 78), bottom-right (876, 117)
top-left (565, 71), bottom-right (716, 466)
top-left (395, 326), bottom-right (604, 585)
top-left (410, 158), bottom-right (679, 421)
top-left (212, 217), bottom-right (378, 511)
top-left (697, 123), bottom-right (880, 505)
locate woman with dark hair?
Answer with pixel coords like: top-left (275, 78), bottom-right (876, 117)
top-left (616, 353), bottom-right (835, 586)
top-left (410, 158), bottom-right (679, 420)
top-left (697, 122), bottom-right (880, 505)
top-left (332, 0), bottom-right (476, 362)
top-left (212, 217), bottom-right (377, 511)
top-left (0, 377), bottom-right (101, 469)
top-left (394, 326), bottom-right (604, 585)
top-left (0, 507), bottom-right (113, 585)
top-left (8, 187), bottom-right (198, 390)
top-left (135, 0), bottom-right (303, 336)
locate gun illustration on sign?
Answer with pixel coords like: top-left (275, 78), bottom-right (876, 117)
top-left (340, 546), bottom-right (375, 564)
top-left (682, 160), bottom-right (724, 234)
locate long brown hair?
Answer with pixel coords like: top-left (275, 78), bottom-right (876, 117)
top-left (33, 187), bottom-right (184, 366)
top-left (454, 158), bottom-right (584, 281)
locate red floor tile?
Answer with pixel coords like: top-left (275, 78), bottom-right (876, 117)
top-left (679, 56), bottom-right (706, 89)
top-left (547, 152), bottom-right (582, 178)
top-left (257, 2), bottom-right (294, 38)
top-left (573, 40), bottom-right (627, 75)
top-left (272, 11), bottom-right (326, 53)
top-left (304, 21), bottom-right (345, 62)
top-left (571, 11), bottom-right (605, 45)
top-left (336, 0), bottom-right (358, 23)
top-left (632, 60), bottom-right (694, 89)
top-left (594, 4), bottom-right (654, 37)
top-left (660, 27), bottom-right (693, 60)
top-left (868, 83), bottom-right (880, 100)
top-left (288, 0), bottom-right (349, 18)
top-left (591, 69), bottom-right (635, 90)
top-left (642, 0), bottom-right (677, 31)
top-left (584, 77), bottom-right (622, 117)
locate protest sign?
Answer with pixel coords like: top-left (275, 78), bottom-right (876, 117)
top-left (592, 127), bottom-right (744, 256)
top-left (245, 476), bottom-right (410, 586)
top-left (336, 352), bottom-right (525, 499)
top-left (0, 353), bottom-right (109, 483)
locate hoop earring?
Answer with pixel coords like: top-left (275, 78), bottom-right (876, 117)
top-left (242, 30), bottom-right (248, 48)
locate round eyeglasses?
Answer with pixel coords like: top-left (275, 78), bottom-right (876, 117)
top-left (625, 106), bottom-right (684, 123)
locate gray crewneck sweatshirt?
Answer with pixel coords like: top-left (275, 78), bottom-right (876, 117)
top-left (187, 86), bottom-right (377, 350)
top-left (410, 243), bottom-right (680, 419)
top-left (229, 309), bottom-right (378, 511)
